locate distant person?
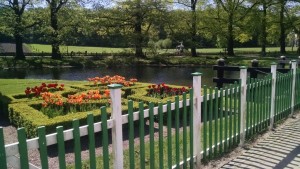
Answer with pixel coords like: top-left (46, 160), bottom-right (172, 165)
top-left (176, 42), bottom-right (184, 55)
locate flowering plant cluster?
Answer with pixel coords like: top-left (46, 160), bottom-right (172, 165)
top-left (67, 90), bottom-right (110, 105)
top-left (41, 92), bottom-right (63, 107)
top-left (40, 89), bottom-right (110, 117)
top-left (88, 75), bottom-right (138, 87)
top-left (147, 83), bottom-right (190, 98)
top-left (25, 83), bottom-right (64, 97)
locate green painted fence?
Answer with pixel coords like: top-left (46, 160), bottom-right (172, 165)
top-left (1, 62), bottom-right (300, 169)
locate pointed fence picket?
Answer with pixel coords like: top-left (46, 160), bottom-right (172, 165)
top-left (1, 62), bottom-right (300, 169)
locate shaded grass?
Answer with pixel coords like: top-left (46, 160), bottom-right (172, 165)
top-left (27, 44), bottom-right (131, 54)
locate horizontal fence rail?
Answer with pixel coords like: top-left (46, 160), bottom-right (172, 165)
top-left (1, 61), bottom-right (300, 169)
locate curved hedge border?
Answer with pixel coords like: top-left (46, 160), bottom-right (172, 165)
top-left (4, 82), bottom-right (187, 137)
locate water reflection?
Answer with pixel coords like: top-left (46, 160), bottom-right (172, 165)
top-left (0, 66), bottom-right (241, 87)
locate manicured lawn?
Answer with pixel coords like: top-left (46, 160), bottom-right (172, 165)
top-left (26, 44), bottom-right (295, 54)
top-left (0, 79), bottom-right (85, 95)
top-left (27, 44), bottom-right (130, 53)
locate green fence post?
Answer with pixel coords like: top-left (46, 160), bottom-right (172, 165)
top-left (224, 87), bottom-right (228, 152)
top-left (229, 85), bottom-right (233, 148)
top-left (158, 103), bottom-right (165, 168)
top-left (158, 103), bottom-right (164, 168)
top-left (101, 107), bottom-right (109, 169)
top-left (189, 89), bottom-right (194, 168)
top-left (108, 84), bottom-right (123, 169)
top-left (239, 66), bottom-right (247, 146)
top-left (234, 82), bottom-right (238, 145)
top-left (0, 128), bottom-right (7, 169)
top-left (219, 88), bottom-right (223, 154)
top-left (56, 126), bottom-right (66, 169)
top-left (37, 126), bottom-right (48, 169)
top-left (72, 119), bottom-right (82, 168)
top-left (128, 101), bottom-right (135, 169)
top-left (258, 80), bottom-right (262, 131)
top-left (139, 102), bottom-right (145, 169)
top-left (175, 96), bottom-right (180, 168)
top-left (182, 93), bottom-right (187, 169)
top-left (250, 78), bottom-right (254, 136)
top-left (203, 85), bottom-right (207, 159)
top-left (167, 100), bottom-right (172, 169)
top-left (246, 80), bottom-right (250, 138)
top-left (192, 72), bottom-right (202, 166)
top-left (18, 128), bottom-right (29, 169)
top-left (87, 114), bottom-right (96, 169)
top-left (214, 87), bottom-right (218, 156)
top-left (149, 102), bottom-right (155, 169)
top-left (209, 87), bottom-right (213, 159)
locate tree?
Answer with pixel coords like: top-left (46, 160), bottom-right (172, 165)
top-left (259, 0), bottom-right (273, 56)
top-left (45, 0), bottom-right (68, 59)
top-left (0, 0), bottom-right (32, 60)
top-left (279, 0), bottom-right (287, 53)
top-left (215, 0), bottom-right (258, 56)
top-left (93, 0), bottom-right (167, 58)
top-left (172, 0), bottom-right (201, 57)
top-left (285, 1), bottom-right (300, 53)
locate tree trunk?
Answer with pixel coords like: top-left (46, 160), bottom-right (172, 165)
top-left (14, 15), bottom-right (25, 60)
top-left (50, 2), bottom-right (62, 60)
top-left (227, 13), bottom-right (234, 56)
top-left (134, 1), bottom-right (145, 58)
top-left (191, 0), bottom-right (197, 57)
top-left (261, 1), bottom-right (267, 57)
top-left (279, 0), bottom-right (286, 54)
top-left (14, 33), bottom-right (25, 60)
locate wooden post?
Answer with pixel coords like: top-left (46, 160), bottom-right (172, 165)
top-left (108, 84), bottom-right (123, 169)
top-left (239, 66), bottom-right (247, 146)
top-left (217, 59), bottom-right (225, 89)
top-left (192, 72), bottom-right (202, 166)
top-left (250, 59), bottom-right (259, 79)
top-left (279, 56), bottom-right (286, 68)
top-left (270, 63), bottom-right (277, 129)
top-left (291, 60), bottom-right (297, 116)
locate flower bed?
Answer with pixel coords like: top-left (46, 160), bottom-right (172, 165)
top-left (5, 76), bottom-right (190, 137)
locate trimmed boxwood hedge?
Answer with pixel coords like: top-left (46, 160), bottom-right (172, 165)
top-left (8, 98), bottom-right (143, 138)
top-left (3, 82), bottom-right (188, 138)
top-left (127, 84), bottom-right (191, 105)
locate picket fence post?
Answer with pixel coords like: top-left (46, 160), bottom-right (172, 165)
top-left (291, 60), bottom-right (297, 116)
top-left (270, 63), bottom-right (277, 129)
top-left (108, 84), bottom-right (123, 169)
top-left (239, 66), bottom-right (247, 146)
top-left (192, 72), bottom-right (202, 167)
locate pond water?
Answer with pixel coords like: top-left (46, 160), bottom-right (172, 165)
top-left (0, 66), bottom-right (240, 87)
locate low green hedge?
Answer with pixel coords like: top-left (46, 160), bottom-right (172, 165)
top-left (8, 98), bottom-right (142, 138)
top-left (127, 84), bottom-right (191, 105)
top-left (4, 81), bottom-right (187, 137)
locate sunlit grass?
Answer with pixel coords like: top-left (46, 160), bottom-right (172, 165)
top-left (26, 44), bottom-right (295, 54)
top-left (0, 79), bottom-right (86, 95)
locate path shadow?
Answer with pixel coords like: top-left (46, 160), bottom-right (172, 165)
top-left (222, 120), bottom-right (300, 169)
